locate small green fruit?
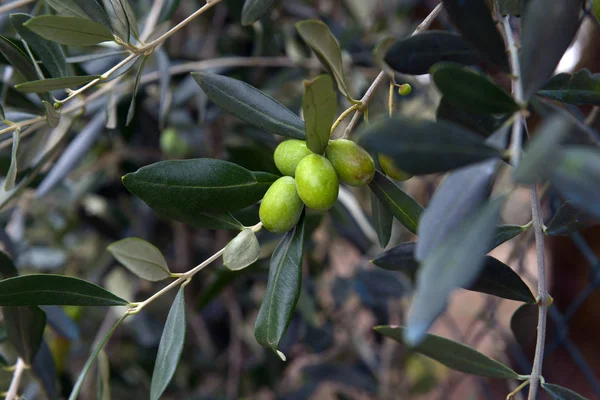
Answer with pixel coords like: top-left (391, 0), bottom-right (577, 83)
top-left (379, 154), bottom-right (413, 181)
top-left (295, 154), bottom-right (339, 210)
top-left (259, 176), bottom-right (304, 233)
top-left (273, 139), bottom-right (313, 176)
top-left (325, 139), bottom-right (375, 186)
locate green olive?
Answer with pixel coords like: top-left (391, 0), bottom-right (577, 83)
top-left (273, 139), bottom-right (313, 177)
top-left (378, 154), bottom-right (413, 181)
top-left (295, 154), bottom-right (339, 210)
top-left (259, 176), bottom-right (304, 233)
top-left (325, 139), bottom-right (375, 186)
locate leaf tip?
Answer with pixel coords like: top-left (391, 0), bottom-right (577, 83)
top-left (275, 349), bottom-right (287, 362)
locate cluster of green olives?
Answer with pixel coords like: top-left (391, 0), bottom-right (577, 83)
top-left (259, 139), bottom-right (377, 233)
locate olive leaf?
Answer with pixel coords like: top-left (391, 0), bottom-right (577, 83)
top-left (302, 74), bottom-right (336, 154)
top-left (107, 238), bottom-right (171, 281)
top-left (223, 228), bottom-right (260, 271)
top-left (24, 16), bottom-right (115, 46)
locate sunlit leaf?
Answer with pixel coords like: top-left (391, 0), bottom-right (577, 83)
top-left (375, 325), bottom-right (520, 379)
top-left (296, 20), bottom-right (354, 101)
top-left (24, 16), bottom-right (115, 46)
top-left (192, 73), bottom-right (305, 139)
top-left (302, 74), bottom-right (336, 154)
top-left (150, 287), bottom-right (186, 400)
top-left (107, 238), bottom-right (171, 281)
top-left (223, 228), bottom-right (260, 271)
top-left (15, 75), bottom-right (100, 93)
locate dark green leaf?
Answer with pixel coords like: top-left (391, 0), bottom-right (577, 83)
top-left (0, 274), bottom-right (129, 306)
top-left (223, 228), bottom-right (260, 271)
top-left (255, 213), bottom-right (305, 357)
top-left (499, 0), bottom-right (522, 16)
top-left (371, 191), bottom-right (393, 248)
top-left (73, 0), bottom-right (114, 30)
top-left (242, 0), bottom-right (275, 25)
top-left (126, 55), bottom-right (147, 125)
top-left (3, 305), bottom-right (46, 363)
top-left (368, 171), bottom-right (423, 234)
top-left (358, 117), bottom-right (502, 175)
top-left (441, 0), bottom-right (508, 69)
top-left (538, 69), bottom-right (600, 105)
top-left (406, 197), bottom-right (504, 345)
top-left (120, 0), bottom-right (140, 41)
top-left (122, 159), bottom-right (273, 215)
top-left (15, 75), bottom-right (100, 93)
top-left (431, 64), bottom-right (518, 114)
top-left (24, 16), bottom-right (115, 46)
top-left (510, 303), bottom-right (538, 354)
top-left (490, 224), bottom-right (528, 251)
top-left (0, 251), bottom-right (18, 279)
top-left (32, 341), bottom-right (59, 400)
top-left (373, 243), bottom-right (534, 303)
top-left (296, 20), bottom-right (354, 101)
top-left (373, 35), bottom-right (396, 77)
top-left (192, 73), bottom-right (305, 139)
top-left (376, 325), bottom-right (520, 378)
top-left (513, 114), bottom-right (572, 184)
top-left (436, 96), bottom-right (508, 137)
top-left (542, 383), bottom-right (589, 400)
top-left (552, 146), bottom-right (600, 219)
top-left (46, 0), bottom-right (90, 19)
top-left (107, 238), bottom-right (171, 281)
top-left (384, 31), bottom-right (483, 75)
top-left (520, 0), bottom-right (582, 101)
top-left (101, 0), bottom-right (132, 42)
top-left (11, 14), bottom-right (69, 79)
top-left (302, 74), bottom-right (336, 154)
top-left (43, 100), bottom-right (61, 128)
top-left (416, 160), bottom-right (498, 261)
top-left (150, 287), bottom-right (186, 400)
top-left (0, 103), bottom-right (5, 121)
top-left (0, 35), bottom-right (38, 82)
top-left (4, 128), bottom-right (21, 191)
top-left (546, 201), bottom-right (598, 236)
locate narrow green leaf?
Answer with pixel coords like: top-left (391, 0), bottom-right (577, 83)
top-left (241, 0), bottom-right (275, 25)
top-left (441, 0), bottom-right (509, 70)
top-left (96, 350), bottom-right (111, 400)
top-left (126, 55), bottom-right (148, 125)
top-left (12, 14), bottom-right (70, 79)
top-left (358, 117), bottom-right (502, 175)
top-left (120, 0), bottom-right (140, 41)
top-left (73, 0), bottom-right (114, 31)
top-left (223, 228), bottom-right (260, 271)
top-left (69, 314), bottom-right (127, 400)
top-left (431, 64), bottom-right (519, 114)
top-left (155, 48), bottom-right (171, 129)
top-left (107, 238), bottom-right (171, 281)
top-left (371, 191), bottom-right (393, 248)
top-left (436, 96), bottom-right (508, 137)
top-left (368, 171), bottom-right (423, 234)
top-left (15, 75), bottom-right (100, 93)
top-left (0, 274), bottom-right (129, 306)
top-left (406, 197), bottom-right (504, 345)
top-left (3, 305), bottom-right (46, 363)
top-left (0, 35), bottom-right (38, 82)
top-left (373, 243), bottom-right (535, 303)
top-left (122, 159), bottom-right (272, 215)
top-left (0, 103), bottom-right (5, 121)
top-left (416, 160), bottom-right (498, 261)
top-left (255, 213), bottom-right (305, 356)
top-left (3, 128), bottom-right (21, 191)
top-left (542, 383), bottom-right (589, 400)
top-left (490, 224), bottom-right (528, 252)
top-left (32, 340), bottom-right (59, 400)
top-left (296, 20), bottom-right (354, 101)
top-left (46, 0), bottom-right (90, 19)
top-left (375, 326), bottom-right (520, 379)
top-left (150, 287), bottom-right (186, 400)
top-left (552, 146), bottom-right (600, 219)
top-left (302, 74), bottom-right (336, 154)
top-left (0, 250), bottom-right (18, 279)
top-left (538, 69), bottom-right (600, 105)
top-left (385, 31), bottom-right (483, 75)
top-left (24, 16), bottom-right (115, 46)
top-left (546, 201), bottom-right (598, 236)
top-left (520, 0), bottom-right (582, 101)
top-left (43, 100), bottom-right (61, 128)
top-left (192, 73), bottom-right (305, 139)
top-left (101, 0), bottom-right (131, 42)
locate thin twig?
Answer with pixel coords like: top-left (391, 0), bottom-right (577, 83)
top-left (4, 358), bottom-right (26, 400)
top-left (0, 0), bottom-right (33, 15)
top-left (341, 2), bottom-right (443, 138)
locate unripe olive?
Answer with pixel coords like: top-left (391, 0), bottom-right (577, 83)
top-left (259, 176), bottom-right (304, 233)
top-left (273, 139), bottom-right (313, 177)
top-left (325, 139), bottom-right (375, 186)
top-left (378, 154), bottom-right (413, 181)
top-left (295, 154), bottom-right (339, 211)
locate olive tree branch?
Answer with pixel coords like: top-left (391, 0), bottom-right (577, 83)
top-left (341, 2), bottom-right (443, 139)
top-left (4, 358), bottom-right (26, 400)
top-left (498, 5), bottom-right (550, 399)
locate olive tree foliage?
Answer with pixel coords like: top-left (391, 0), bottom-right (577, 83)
top-left (0, 0), bottom-right (597, 399)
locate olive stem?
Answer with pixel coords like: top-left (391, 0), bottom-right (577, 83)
top-left (330, 103), bottom-right (361, 136)
top-left (4, 358), bottom-right (26, 400)
top-left (341, 2), bottom-right (443, 139)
